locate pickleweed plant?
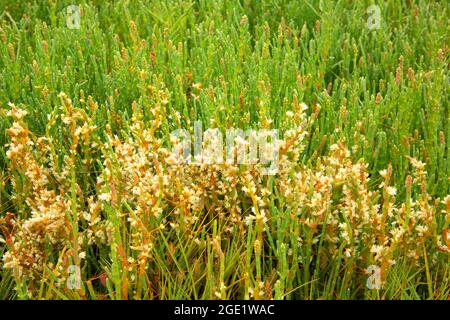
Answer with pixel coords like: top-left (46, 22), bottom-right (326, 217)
top-left (0, 0), bottom-right (448, 300)
top-left (1, 93), bottom-right (448, 299)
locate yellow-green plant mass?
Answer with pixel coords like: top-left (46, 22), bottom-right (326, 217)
top-left (0, 0), bottom-right (448, 300)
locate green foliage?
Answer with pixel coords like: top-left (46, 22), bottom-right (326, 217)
top-left (0, 0), bottom-right (448, 300)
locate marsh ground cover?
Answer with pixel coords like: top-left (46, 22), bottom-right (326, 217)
top-left (0, 0), bottom-right (448, 299)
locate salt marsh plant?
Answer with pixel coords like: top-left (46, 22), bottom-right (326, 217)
top-left (0, 0), bottom-right (448, 300)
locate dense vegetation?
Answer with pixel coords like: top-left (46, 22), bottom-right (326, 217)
top-left (0, 0), bottom-right (448, 299)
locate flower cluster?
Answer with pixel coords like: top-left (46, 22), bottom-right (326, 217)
top-left (1, 94), bottom-right (448, 298)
